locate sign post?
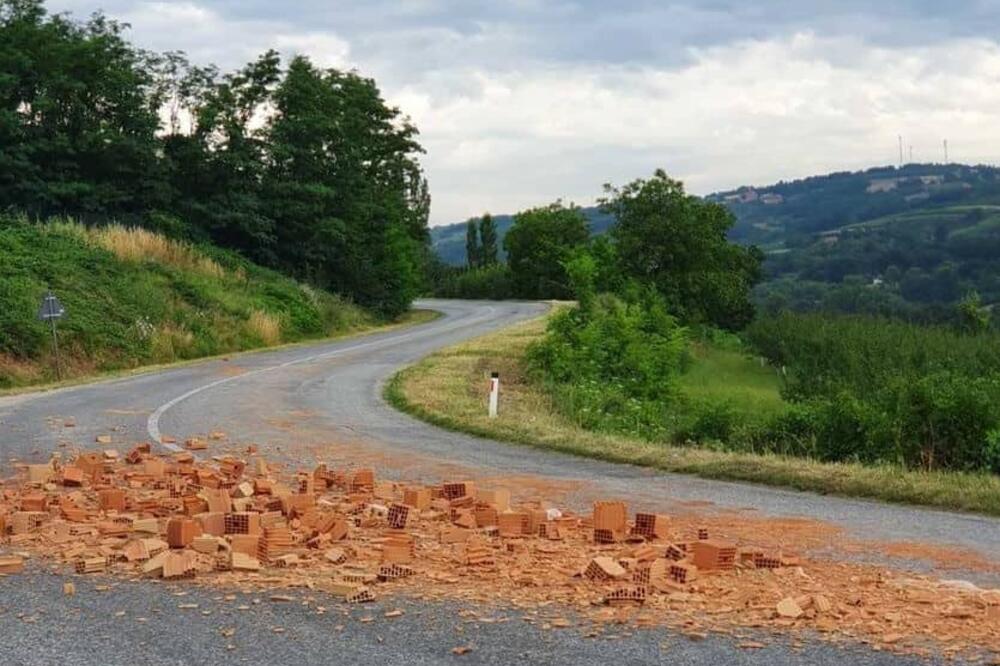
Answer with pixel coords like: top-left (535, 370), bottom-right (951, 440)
top-left (37, 290), bottom-right (66, 380)
top-left (488, 372), bottom-right (499, 418)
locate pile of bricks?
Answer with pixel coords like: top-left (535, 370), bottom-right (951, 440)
top-left (3, 444), bottom-right (1000, 660)
top-left (0, 448), bottom-right (792, 603)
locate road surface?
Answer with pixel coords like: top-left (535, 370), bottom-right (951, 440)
top-left (0, 299), bottom-right (994, 665)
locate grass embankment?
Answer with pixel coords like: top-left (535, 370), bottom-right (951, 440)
top-left (0, 218), bottom-right (419, 389)
top-left (386, 312), bottom-right (1000, 516)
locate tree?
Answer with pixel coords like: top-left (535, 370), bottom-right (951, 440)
top-left (479, 213), bottom-right (498, 266)
top-left (465, 219), bottom-right (480, 268)
top-left (504, 202), bottom-right (589, 299)
top-left (0, 0), bottom-right (168, 222)
top-left (601, 169), bottom-right (762, 330)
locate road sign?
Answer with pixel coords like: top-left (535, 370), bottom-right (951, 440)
top-left (37, 292), bottom-right (65, 321)
top-left (37, 291), bottom-right (66, 379)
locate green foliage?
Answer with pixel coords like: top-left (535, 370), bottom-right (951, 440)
top-left (504, 202), bottom-right (590, 299)
top-left (602, 169), bottom-right (763, 330)
top-left (0, 216), bottom-right (369, 387)
top-left (745, 312), bottom-right (1000, 472)
top-left (527, 290), bottom-right (689, 439)
top-left (465, 219), bottom-right (479, 268)
top-left (0, 1), bottom-right (429, 317)
top-left (431, 264), bottom-right (513, 300)
top-left (478, 213), bottom-right (498, 267)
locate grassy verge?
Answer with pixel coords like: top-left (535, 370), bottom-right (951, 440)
top-left (0, 308), bottom-right (439, 398)
top-left (386, 313), bottom-right (1000, 516)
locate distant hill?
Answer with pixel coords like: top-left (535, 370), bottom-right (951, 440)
top-left (433, 164), bottom-right (1000, 312)
top-left (717, 164), bottom-right (1000, 312)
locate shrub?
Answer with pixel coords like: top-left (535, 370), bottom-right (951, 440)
top-left (745, 311), bottom-right (1000, 472)
top-left (527, 289), bottom-right (688, 438)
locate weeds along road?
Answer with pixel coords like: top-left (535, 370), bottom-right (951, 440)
top-left (0, 299), bottom-right (996, 665)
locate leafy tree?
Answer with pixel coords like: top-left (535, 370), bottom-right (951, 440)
top-left (465, 219), bottom-right (480, 268)
top-left (504, 202), bottom-right (590, 299)
top-left (601, 169), bottom-right (762, 330)
top-left (0, 0), bottom-right (167, 221)
top-left (479, 213), bottom-right (498, 266)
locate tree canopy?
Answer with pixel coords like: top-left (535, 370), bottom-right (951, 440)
top-left (0, 0), bottom-right (429, 316)
top-left (602, 169), bottom-right (762, 330)
top-left (504, 202), bottom-right (590, 300)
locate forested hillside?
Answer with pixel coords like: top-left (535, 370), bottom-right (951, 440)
top-left (0, 0), bottom-right (430, 317)
top-left (721, 164), bottom-right (1000, 317)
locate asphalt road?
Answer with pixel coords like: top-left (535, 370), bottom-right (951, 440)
top-left (0, 299), bottom-right (995, 665)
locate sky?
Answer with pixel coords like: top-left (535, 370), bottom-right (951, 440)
top-left (46, 0), bottom-right (1000, 225)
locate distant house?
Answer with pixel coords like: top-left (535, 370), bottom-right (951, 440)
top-left (867, 178), bottom-right (901, 193)
top-left (740, 188), bottom-right (759, 203)
top-left (919, 175), bottom-right (944, 186)
top-left (760, 193), bottom-right (784, 205)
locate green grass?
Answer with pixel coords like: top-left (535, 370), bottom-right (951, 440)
top-left (386, 311), bottom-right (1000, 516)
top-left (0, 216), bottom-right (405, 388)
top-left (678, 344), bottom-right (786, 424)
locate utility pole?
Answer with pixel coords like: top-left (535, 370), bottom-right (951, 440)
top-left (898, 135), bottom-right (904, 167)
top-left (944, 139), bottom-right (949, 163)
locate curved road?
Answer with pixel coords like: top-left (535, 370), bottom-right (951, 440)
top-left (0, 299), bottom-right (995, 665)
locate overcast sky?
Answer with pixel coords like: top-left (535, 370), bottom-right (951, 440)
top-left (47, 1), bottom-right (1000, 225)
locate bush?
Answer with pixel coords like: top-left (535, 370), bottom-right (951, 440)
top-left (527, 290), bottom-right (688, 439)
top-left (432, 265), bottom-right (514, 300)
top-left (745, 311), bottom-right (1000, 472)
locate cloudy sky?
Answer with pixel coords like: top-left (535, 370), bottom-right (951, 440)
top-left (47, 1), bottom-right (1000, 225)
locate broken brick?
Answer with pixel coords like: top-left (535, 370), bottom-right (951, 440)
top-left (166, 517), bottom-right (201, 548)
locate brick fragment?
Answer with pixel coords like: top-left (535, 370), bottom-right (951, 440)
top-left (497, 511), bottom-right (530, 537)
top-left (442, 481), bottom-right (475, 501)
top-left (231, 552), bottom-right (261, 571)
top-left (668, 562), bottom-right (698, 584)
top-left (166, 518), bottom-right (201, 548)
top-left (605, 586), bottom-right (647, 605)
top-left (593, 501), bottom-right (627, 532)
top-left (345, 588), bottom-right (376, 604)
top-left (75, 557), bottom-right (107, 574)
top-left (402, 486), bottom-right (432, 511)
top-left (98, 488), bottom-right (126, 512)
top-left (691, 540), bottom-right (737, 571)
top-left (377, 563), bottom-right (415, 581)
top-left (633, 513), bottom-right (670, 540)
top-left (387, 504), bottom-right (411, 530)
top-left (0, 556), bottom-right (24, 574)
top-left (584, 556), bottom-right (627, 581)
top-left (224, 512), bottom-right (261, 536)
top-left (477, 489), bottom-right (510, 512)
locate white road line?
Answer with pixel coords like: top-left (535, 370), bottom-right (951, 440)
top-left (146, 307), bottom-right (497, 450)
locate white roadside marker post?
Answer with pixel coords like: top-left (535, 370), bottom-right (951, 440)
top-left (488, 372), bottom-right (500, 418)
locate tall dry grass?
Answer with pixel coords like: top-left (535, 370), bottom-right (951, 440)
top-left (86, 224), bottom-right (225, 279)
top-left (247, 310), bottom-right (282, 346)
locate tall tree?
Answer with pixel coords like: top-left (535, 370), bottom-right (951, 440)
top-left (504, 202), bottom-right (589, 299)
top-left (601, 169), bottom-right (763, 330)
top-left (0, 0), bottom-right (167, 222)
top-left (479, 213), bottom-right (498, 266)
top-left (465, 219), bottom-right (480, 268)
